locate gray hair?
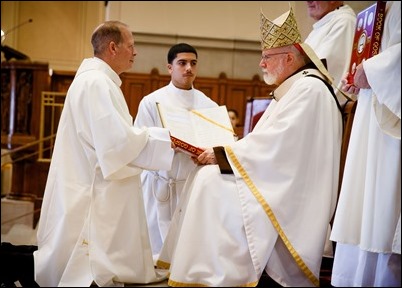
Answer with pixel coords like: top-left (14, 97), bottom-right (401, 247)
top-left (91, 21), bottom-right (128, 56)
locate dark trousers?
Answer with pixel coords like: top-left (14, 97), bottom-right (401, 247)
top-left (0, 242), bottom-right (39, 287)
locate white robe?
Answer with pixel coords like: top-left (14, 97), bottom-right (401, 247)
top-left (305, 4), bottom-right (356, 258)
top-left (330, 2), bottom-right (401, 286)
top-left (34, 57), bottom-right (175, 287)
top-left (133, 82), bottom-right (218, 258)
top-left (304, 4), bottom-right (356, 105)
top-left (157, 69), bottom-right (342, 287)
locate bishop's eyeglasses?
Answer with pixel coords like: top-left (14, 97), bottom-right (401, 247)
top-left (261, 52), bottom-right (288, 62)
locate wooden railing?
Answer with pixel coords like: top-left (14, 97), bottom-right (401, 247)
top-left (1, 91), bottom-right (66, 227)
top-left (38, 92), bottom-right (66, 162)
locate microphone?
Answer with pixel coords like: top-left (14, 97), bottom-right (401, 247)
top-left (3, 19), bottom-right (33, 36)
top-left (1, 19), bottom-right (33, 60)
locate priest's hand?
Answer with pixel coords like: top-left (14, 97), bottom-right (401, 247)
top-left (342, 72), bottom-right (360, 95)
top-left (352, 63), bottom-right (370, 89)
top-left (342, 64), bottom-right (370, 95)
top-left (192, 147), bottom-right (216, 165)
top-left (341, 79), bottom-right (360, 95)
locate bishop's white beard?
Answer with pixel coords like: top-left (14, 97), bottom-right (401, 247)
top-left (263, 63), bottom-right (284, 85)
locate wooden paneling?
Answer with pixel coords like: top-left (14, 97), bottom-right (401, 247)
top-left (194, 77), bottom-right (221, 104)
top-left (50, 70), bottom-right (75, 92)
top-left (1, 61), bottom-right (51, 213)
top-left (49, 68), bottom-right (271, 126)
top-left (1, 61), bottom-right (51, 149)
top-left (120, 69), bottom-right (171, 118)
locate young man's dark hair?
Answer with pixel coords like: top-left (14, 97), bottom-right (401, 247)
top-left (167, 43), bottom-right (198, 64)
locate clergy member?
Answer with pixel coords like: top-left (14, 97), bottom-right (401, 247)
top-left (156, 6), bottom-right (342, 287)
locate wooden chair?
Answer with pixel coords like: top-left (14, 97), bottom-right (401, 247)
top-left (243, 96), bottom-right (273, 137)
top-left (338, 100), bottom-right (358, 198)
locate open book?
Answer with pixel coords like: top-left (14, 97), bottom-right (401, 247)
top-left (156, 103), bottom-right (236, 156)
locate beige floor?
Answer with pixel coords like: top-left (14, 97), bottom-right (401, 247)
top-left (1, 198), bottom-right (37, 245)
top-left (1, 197), bottom-right (169, 287)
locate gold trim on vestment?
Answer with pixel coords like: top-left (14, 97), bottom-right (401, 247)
top-left (156, 250), bottom-right (259, 286)
top-left (156, 259), bottom-right (170, 269)
top-left (225, 146), bottom-right (320, 287)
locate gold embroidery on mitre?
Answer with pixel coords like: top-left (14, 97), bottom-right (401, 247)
top-left (260, 7), bottom-right (334, 85)
top-left (260, 7), bottom-right (301, 50)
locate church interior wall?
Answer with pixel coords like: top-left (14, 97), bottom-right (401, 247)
top-left (1, 1), bottom-right (374, 79)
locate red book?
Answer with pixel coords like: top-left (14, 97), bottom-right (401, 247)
top-left (347, 1), bottom-right (386, 84)
top-left (170, 136), bottom-right (205, 157)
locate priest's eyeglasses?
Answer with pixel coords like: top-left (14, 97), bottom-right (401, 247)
top-left (261, 52), bottom-right (288, 61)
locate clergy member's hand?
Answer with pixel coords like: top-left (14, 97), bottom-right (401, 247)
top-left (193, 147), bottom-right (216, 165)
top-left (341, 72), bottom-right (360, 95)
top-left (353, 63), bottom-right (370, 89)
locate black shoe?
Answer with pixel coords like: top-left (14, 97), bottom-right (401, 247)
top-left (0, 242), bottom-right (39, 287)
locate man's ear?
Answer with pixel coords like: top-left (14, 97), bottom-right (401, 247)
top-left (109, 41), bottom-right (117, 56)
top-left (286, 52), bottom-right (294, 64)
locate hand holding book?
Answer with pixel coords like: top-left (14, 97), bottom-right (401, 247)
top-left (342, 62), bottom-right (370, 96)
top-left (157, 103), bottom-right (235, 157)
top-left (192, 147), bottom-right (217, 165)
top-left (341, 73), bottom-right (361, 96)
top-left (350, 63), bottom-right (370, 89)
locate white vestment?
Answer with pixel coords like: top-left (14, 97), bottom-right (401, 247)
top-left (305, 4), bottom-right (356, 105)
top-left (34, 58), bottom-right (175, 287)
top-left (134, 82), bottom-right (218, 257)
top-left (305, 4), bottom-right (356, 258)
top-left (158, 69), bottom-right (342, 287)
top-left (330, 2), bottom-right (401, 286)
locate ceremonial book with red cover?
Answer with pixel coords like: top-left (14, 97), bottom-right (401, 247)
top-left (156, 103), bottom-right (236, 157)
top-left (347, 1), bottom-right (386, 84)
